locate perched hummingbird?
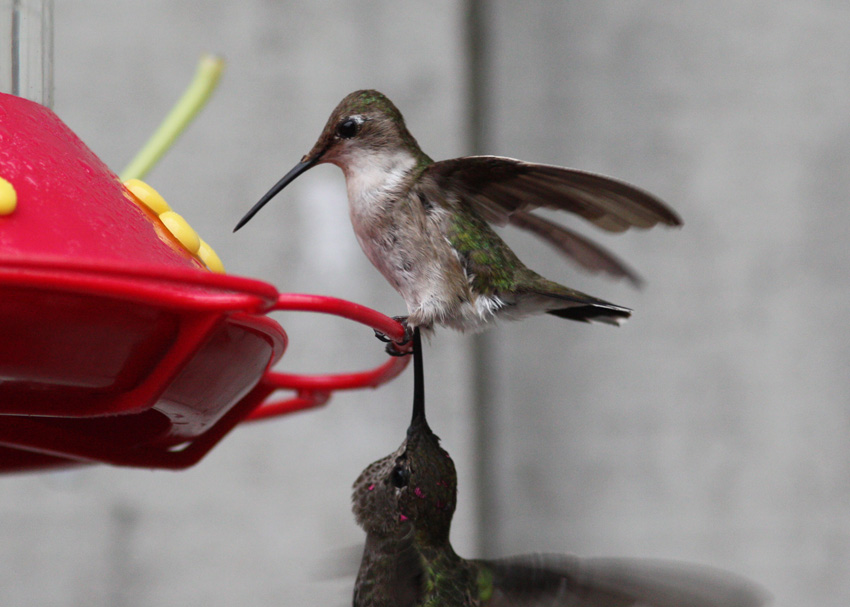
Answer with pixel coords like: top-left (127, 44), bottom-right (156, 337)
top-left (349, 329), bottom-right (768, 607)
top-left (236, 90), bottom-right (681, 340)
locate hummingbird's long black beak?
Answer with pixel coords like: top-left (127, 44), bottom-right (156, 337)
top-left (408, 327), bottom-right (426, 432)
top-left (233, 156), bottom-right (319, 232)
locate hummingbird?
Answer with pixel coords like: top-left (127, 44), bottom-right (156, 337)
top-left (349, 328), bottom-right (769, 607)
top-left (235, 90), bottom-right (681, 344)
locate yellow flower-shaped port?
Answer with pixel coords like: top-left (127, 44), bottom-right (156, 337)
top-left (0, 177), bottom-right (17, 215)
top-left (124, 179), bottom-right (224, 273)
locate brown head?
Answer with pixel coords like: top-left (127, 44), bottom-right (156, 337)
top-left (234, 90), bottom-right (425, 231)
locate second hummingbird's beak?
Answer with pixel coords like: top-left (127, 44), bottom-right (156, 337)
top-left (233, 155), bottom-right (320, 232)
top-left (407, 327), bottom-right (427, 434)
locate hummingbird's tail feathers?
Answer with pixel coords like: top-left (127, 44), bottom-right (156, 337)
top-left (523, 279), bottom-right (632, 326)
top-left (547, 304), bottom-right (630, 326)
top-left (509, 211), bottom-right (644, 288)
top-left (476, 554), bottom-right (769, 607)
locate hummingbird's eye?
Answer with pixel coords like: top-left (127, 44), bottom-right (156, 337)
top-left (336, 118), bottom-right (360, 139)
top-left (389, 465), bottom-right (409, 489)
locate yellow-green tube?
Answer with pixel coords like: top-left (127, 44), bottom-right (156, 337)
top-left (120, 54), bottom-right (225, 182)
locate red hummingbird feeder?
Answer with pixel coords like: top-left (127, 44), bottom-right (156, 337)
top-left (0, 89), bottom-right (411, 473)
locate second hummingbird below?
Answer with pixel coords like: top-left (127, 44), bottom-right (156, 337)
top-left (349, 329), bottom-right (767, 607)
top-left (235, 90), bottom-right (682, 339)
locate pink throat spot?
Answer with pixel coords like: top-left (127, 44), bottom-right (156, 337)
top-left (399, 514), bottom-right (408, 522)
top-left (367, 484), bottom-right (375, 491)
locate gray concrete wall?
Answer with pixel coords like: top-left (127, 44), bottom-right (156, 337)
top-left (0, 2), bottom-right (848, 606)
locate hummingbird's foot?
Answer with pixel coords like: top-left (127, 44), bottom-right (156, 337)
top-left (374, 317), bottom-right (413, 356)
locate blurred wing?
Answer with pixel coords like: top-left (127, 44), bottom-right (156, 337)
top-left (424, 156), bottom-right (681, 233)
top-left (476, 554), bottom-right (769, 607)
top-left (508, 211), bottom-right (643, 287)
top-left (475, 554), bottom-right (633, 607)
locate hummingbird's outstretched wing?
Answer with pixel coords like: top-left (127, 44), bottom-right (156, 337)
top-left (508, 211), bottom-right (643, 287)
top-left (423, 156), bottom-right (682, 233)
top-left (474, 554), bottom-right (769, 607)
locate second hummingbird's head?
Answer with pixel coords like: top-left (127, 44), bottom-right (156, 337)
top-left (351, 329), bottom-right (457, 544)
top-left (234, 89), bottom-right (424, 232)
top-left (351, 420), bottom-right (457, 544)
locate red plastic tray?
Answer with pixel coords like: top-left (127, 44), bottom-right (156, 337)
top-left (0, 260), bottom-right (410, 471)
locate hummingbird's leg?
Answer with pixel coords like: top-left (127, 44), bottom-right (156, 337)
top-left (374, 317), bottom-right (413, 356)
